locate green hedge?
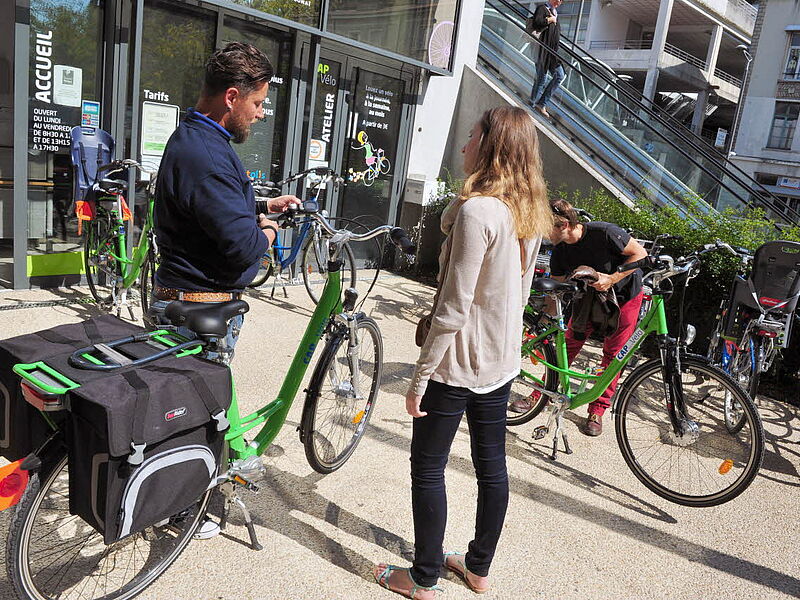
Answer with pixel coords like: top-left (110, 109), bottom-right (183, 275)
top-left (572, 190), bottom-right (800, 374)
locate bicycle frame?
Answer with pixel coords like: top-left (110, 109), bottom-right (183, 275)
top-left (224, 261), bottom-right (343, 459)
top-left (272, 217), bottom-right (316, 270)
top-left (521, 293), bottom-right (669, 411)
top-left (95, 192), bottom-right (154, 290)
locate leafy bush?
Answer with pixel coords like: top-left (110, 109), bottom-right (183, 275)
top-left (571, 189), bottom-right (800, 372)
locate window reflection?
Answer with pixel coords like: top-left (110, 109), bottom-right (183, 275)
top-left (328, 0), bottom-right (457, 66)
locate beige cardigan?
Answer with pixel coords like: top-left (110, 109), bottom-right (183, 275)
top-left (409, 196), bottom-right (541, 396)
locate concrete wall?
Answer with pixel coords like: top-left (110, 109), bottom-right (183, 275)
top-left (442, 66), bottom-right (617, 200)
top-left (585, 2), bottom-right (630, 46)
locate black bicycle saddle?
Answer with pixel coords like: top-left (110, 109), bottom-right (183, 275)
top-left (164, 300), bottom-right (250, 338)
top-left (531, 278), bottom-right (579, 295)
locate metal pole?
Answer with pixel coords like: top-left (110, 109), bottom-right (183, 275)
top-left (728, 48), bottom-right (752, 156)
top-left (574, 0), bottom-right (585, 45)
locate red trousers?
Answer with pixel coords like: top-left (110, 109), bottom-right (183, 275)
top-left (565, 292), bottom-right (644, 416)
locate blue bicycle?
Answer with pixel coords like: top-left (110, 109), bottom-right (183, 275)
top-left (249, 167), bottom-right (357, 303)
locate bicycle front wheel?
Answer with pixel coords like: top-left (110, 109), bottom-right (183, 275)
top-left (139, 249), bottom-right (158, 319)
top-left (301, 316), bottom-right (383, 473)
top-left (300, 236), bottom-right (357, 304)
top-left (615, 355), bottom-right (764, 507)
top-left (7, 454), bottom-right (210, 600)
top-left (247, 250), bottom-right (274, 289)
top-left (84, 215), bottom-right (119, 307)
top-left (507, 313), bottom-right (558, 426)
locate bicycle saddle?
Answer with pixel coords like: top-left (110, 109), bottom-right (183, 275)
top-left (94, 179), bottom-right (127, 195)
top-left (531, 278), bottom-right (579, 295)
top-left (164, 300), bottom-right (250, 338)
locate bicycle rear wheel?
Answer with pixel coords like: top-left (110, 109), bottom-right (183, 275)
top-left (301, 236), bottom-right (357, 304)
top-left (615, 355), bottom-right (764, 507)
top-left (84, 214), bottom-right (119, 307)
top-left (726, 335), bottom-right (759, 433)
top-left (301, 316), bottom-right (382, 473)
top-left (507, 313), bottom-right (558, 426)
top-left (7, 454), bottom-right (209, 600)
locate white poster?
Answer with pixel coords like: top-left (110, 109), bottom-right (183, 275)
top-left (53, 65), bottom-right (82, 107)
top-left (141, 101), bottom-right (180, 171)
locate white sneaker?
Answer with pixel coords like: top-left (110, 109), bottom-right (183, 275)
top-left (193, 518), bottom-right (221, 540)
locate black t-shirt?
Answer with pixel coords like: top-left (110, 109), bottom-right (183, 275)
top-left (549, 222), bottom-right (643, 303)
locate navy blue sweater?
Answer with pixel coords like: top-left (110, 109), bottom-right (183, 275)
top-left (154, 109), bottom-right (267, 292)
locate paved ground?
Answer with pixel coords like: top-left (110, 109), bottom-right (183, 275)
top-left (0, 274), bottom-right (797, 600)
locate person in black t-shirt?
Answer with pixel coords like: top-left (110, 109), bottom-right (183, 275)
top-left (511, 199), bottom-right (647, 436)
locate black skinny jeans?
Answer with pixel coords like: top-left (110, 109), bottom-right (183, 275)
top-left (409, 379), bottom-right (512, 587)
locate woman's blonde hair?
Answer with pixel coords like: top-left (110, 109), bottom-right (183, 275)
top-left (461, 106), bottom-right (553, 239)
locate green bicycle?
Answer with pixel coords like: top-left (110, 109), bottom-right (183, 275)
top-left (82, 159), bottom-right (158, 320)
top-left (5, 205), bottom-right (415, 600)
top-left (507, 244), bottom-right (764, 507)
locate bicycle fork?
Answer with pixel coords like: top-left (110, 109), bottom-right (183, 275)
top-left (658, 336), bottom-right (700, 445)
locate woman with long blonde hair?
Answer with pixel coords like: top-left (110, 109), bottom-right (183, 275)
top-left (374, 106), bottom-right (553, 599)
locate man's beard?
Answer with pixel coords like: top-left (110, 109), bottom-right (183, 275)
top-left (228, 113), bottom-right (252, 144)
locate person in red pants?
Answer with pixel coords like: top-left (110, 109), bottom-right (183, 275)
top-left (511, 199), bottom-right (647, 435)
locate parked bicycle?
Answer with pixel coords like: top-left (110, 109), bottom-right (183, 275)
top-left (508, 242), bottom-right (764, 507)
top-left (71, 127), bottom-right (158, 320)
top-left (249, 167), bottom-right (358, 303)
top-left (706, 239), bottom-right (800, 432)
top-left (2, 205), bottom-right (415, 600)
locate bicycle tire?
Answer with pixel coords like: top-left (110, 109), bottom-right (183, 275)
top-left (725, 334), bottom-right (758, 434)
top-left (139, 249), bottom-right (157, 319)
top-left (247, 251), bottom-right (274, 289)
top-left (84, 214), bottom-right (118, 307)
top-left (300, 237), bottom-right (357, 305)
top-left (301, 315), bottom-right (382, 473)
top-left (7, 454), bottom-right (210, 600)
top-left (615, 355), bottom-right (764, 507)
top-left (507, 312), bottom-right (558, 426)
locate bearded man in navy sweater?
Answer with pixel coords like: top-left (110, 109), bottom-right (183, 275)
top-left (149, 42), bottom-right (297, 362)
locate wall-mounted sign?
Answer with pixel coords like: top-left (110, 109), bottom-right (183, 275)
top-left (140, 101), bottom-right (180, 171)
top-left (53, 65), bottom-right (82, 107)
top-left (715, 128), bottom-right (728, 148)
top-left (778, 176), bottom-right (800, 189)
top-left (81, 100), bottom-right (100, 128)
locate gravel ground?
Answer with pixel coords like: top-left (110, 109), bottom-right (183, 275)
top-left (0, 275), bottom-right (797, 600)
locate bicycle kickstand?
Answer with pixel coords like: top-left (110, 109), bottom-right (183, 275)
top-left (218, 481), bottom-right (263, 551)
top-left (551, 411), bottom-right (573, 460)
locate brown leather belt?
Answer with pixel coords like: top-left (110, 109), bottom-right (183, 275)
top-left (154, 286), bottom-right (242, 303)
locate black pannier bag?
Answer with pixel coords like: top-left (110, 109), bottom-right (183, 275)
top-left (0, 315), bottom-right (144, 461)
top-left (67, 358), bottom-right (232, 544)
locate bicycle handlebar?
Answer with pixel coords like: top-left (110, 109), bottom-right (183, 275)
top-left (97, 159), bottom-right (150, 175)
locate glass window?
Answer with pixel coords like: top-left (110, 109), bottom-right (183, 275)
top-left (27, 0), bottom-right (105, 257)
top-left (784, 33), bottom-right (800, 80)
top-left (221, 17), bottom-right (293, 185)
top-left (228, 0), bottom-right (321, 28)
top-left (140, 0), bottom-right (216, 115)
top-left (327, 0), bottom-right (458, 66)
top-left (767, 102), bottom-right (800, 150)
top-left (558, 1), bottom-right (591, 45)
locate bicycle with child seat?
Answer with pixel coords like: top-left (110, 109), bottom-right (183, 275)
top-left (80, 158), bottom-right (158, 320)
top-left (249, 167), bottom-right (358, 303)
top-left (3, 203), bottom-right (416, 600)
top-left (507, 241), bottom-right (764, 507)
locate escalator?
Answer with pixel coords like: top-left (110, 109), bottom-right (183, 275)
top-left (478, 0), bottom-right (800, 224)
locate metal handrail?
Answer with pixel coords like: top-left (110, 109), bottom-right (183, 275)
top-left (713, 68), bottom-right (743, 87)
top-left (663, 43), bottom-right (707, 70)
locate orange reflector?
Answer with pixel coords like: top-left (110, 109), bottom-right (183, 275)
top-left (352, 410), bottom-right (365, 424)
top-left (0, 460), bottom-right (29, 511)
top-left (719, 459), bottom-right (734, 475)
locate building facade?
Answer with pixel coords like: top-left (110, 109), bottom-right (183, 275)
top-left (730, 0), bottom-right (800, 212)
top-left (577, 0), bottom-right (756, 142)
top-left (0, 0), bottom-right (465, 289)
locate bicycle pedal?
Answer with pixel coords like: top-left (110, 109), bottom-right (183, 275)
top-left (229, 455), bottom-right (268, 482)
top-left (532, 426), bottom-right (549, 440)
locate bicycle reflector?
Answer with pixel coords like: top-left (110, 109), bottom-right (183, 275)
top-left (757, 330), bottom-right (779, 338)
top-left (20, 381), bottom-right (67, 412)
top-left (0, 460), bottom-right (29, 511)
top-left (759, 297), bottom-right (788, 309)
